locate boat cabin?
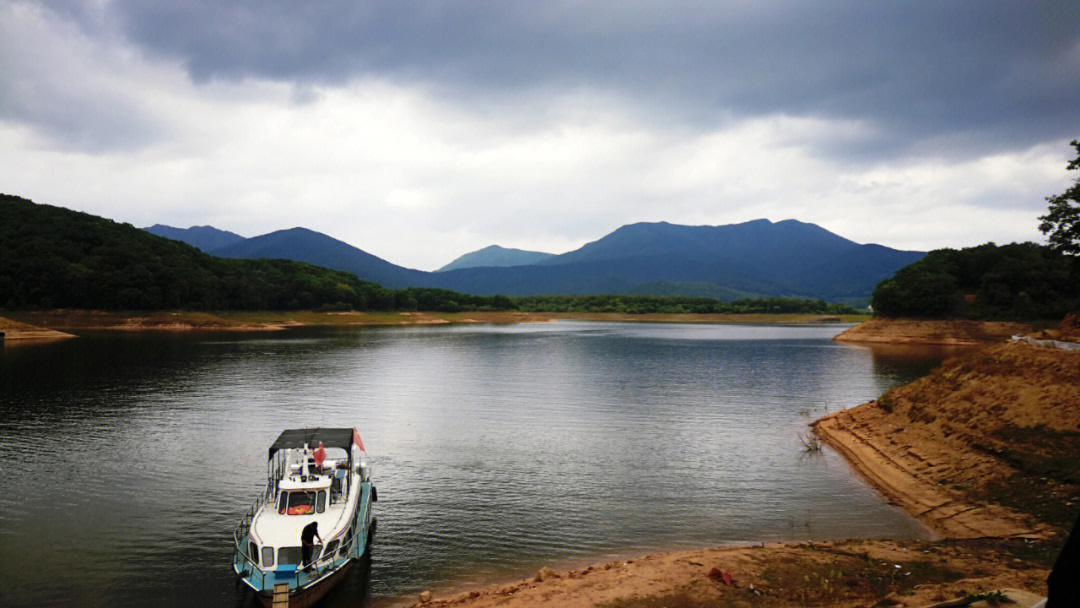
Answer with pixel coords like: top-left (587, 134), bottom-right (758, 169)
top-left (233, 427), bottom-right (376, 603)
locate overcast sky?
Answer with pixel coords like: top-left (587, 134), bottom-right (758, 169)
top-left (2, 1), bottom-right (1078, 270)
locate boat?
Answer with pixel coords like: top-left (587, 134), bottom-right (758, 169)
top-left (232, 428), bottom-right (377, 607)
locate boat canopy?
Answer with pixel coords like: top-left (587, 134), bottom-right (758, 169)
top-left (268, 428), bottom-right (365, 459)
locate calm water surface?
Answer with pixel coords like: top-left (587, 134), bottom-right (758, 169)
top-left (0, 322), bottom-right (960, 607)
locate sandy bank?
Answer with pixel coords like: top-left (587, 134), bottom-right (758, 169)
top-left (814, 340), bottom-right (1079, 540)
top-left (388, 538), bottom-right (1050, 608)
top-left (3, 310), bottom-right (868, 333)
top-left (834, 317), bottom-right (1034, 345)
top-left (0, 316), bottom-right (75, 342)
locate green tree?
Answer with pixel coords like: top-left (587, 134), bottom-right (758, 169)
top-left (1039, 139), bottom-right (1080, 256)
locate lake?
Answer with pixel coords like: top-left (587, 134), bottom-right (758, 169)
top-left (0, 321), bottom-right (958, 607)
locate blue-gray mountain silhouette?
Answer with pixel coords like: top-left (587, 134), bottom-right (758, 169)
top-left (143, 224), bottom-right (245, 252)
top-left (207, 227), bottom-right (429, 289)
top-left (437, 245), bottom-right (556, 271)
top-left (147, 219), bottom-right (924, 300)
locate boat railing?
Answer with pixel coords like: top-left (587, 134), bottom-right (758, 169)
top-left (228, 494), bottom-right (266, 591)
top-left (233, 483), bottom-right (363, 594)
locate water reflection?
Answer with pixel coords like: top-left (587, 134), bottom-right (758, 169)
top-left (0, 323), bottom-right (951, 607)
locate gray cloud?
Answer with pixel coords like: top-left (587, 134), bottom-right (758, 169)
top-left (53, 0), bottom-right (1077, 156)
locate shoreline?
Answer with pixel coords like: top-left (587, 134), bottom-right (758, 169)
top-left (382, 338), bottom-right (1077, 607)
top-left (383, 537), bottom-right (1051, 608)
top-left (1, 310), bottom-right (869, 334)
top-left (833, 317), bottom-right (1035, 345)
top-left (0, 316), bottom-right (76, 342)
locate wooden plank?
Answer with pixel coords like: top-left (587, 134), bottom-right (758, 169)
top-left (272, 583), bottom-right (290, 608)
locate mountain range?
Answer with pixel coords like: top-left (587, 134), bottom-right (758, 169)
top-left (144, 219), bottom-right (924, 302)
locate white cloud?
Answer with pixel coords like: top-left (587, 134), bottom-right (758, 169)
top-left (0, 4), bottom-right (1071, 271)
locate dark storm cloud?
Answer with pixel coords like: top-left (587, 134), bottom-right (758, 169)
top-left (84, 0), bottom-right (1080, 155)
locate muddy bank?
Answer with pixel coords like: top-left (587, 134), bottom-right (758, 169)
top-left (834, 317), bottom-right (1034, 345)
top-left (2, 310), bottom-right (868, 333)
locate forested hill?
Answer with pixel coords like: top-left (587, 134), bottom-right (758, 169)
top-left (871, 242), bottom-right (1080, 320)
top-left (0, 194), bottom-right (859, 315)
top-left (211, 227), bottom-right (430, 288)
top-left (0, 194), bottom-right (413, 310)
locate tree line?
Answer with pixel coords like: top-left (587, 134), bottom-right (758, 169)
top-left (872, 140), bottom-right (1080, 320)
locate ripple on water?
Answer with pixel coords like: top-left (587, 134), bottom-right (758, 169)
top-left (0, 323), bottom-right (946, 607)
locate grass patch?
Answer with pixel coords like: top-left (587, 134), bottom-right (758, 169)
top-left (969, 424), bottom-right (1080, 531)
top-left (598, 589), bottom-right (719, 608)
top-left (757, 554), bottom-right (962, 606)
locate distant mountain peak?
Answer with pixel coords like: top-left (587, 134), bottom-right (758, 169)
top-left (142, 224), bottom-right (245, 252)
top-left (438, 244), bottom-right (556, 272)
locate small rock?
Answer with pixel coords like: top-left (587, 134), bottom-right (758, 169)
top-left (419, 590), bottom-right (432, 603)
top-left (536, 566), bottom-right (557, 582)
top-left (469, 591), bottom-right (480, 598)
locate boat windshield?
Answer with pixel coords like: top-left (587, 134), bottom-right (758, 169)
top-left (277, 490), bottom-right (326, 515)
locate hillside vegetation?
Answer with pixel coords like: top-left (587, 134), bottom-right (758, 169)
top-left (0, 195), bottom-right (857, 315)
top-left (871, 242), bottom-right (1080, 319)
top-left (0, 194), bottom-right (426, 311)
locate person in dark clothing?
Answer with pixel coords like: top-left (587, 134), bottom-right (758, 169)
top-left (1047, 511), bottom-right (1080, 607)
top-left (301, 521), bottom-right (323, 570)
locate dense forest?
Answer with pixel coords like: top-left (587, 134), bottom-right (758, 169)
top-left (0, 194), bottom-right (857, 315)
top-left (871, 242), bottom-right (1079, 319)
top-left (872, 141), bottom-right (1080, 321)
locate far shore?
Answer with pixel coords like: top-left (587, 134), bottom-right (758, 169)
top-left (1, 309), bottom-right (870, 335)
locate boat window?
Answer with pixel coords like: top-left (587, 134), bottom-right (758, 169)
top-left (316, 491), bottom-right (326, 513)
top-left (331, 470), bottom-right (345, 503)
top-left (248, 540), bottom-right (258, 563)
top-left (279, 491), bottom-right (318, 515)
top-left (278, 546), bottom-right (300, 566)
top-left (339, 524), bottom-right (354, 557)
top-left (325, 539), bottom-right (339, 556)
top-left (261, 546), bottom-right (274, 568)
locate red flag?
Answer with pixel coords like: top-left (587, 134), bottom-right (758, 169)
top-left (352, 429), bottom-right (366, 453)
top-left (313, 442), bottom-right (326, 467)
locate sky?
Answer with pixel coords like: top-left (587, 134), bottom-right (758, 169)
top-left (2, 1), bottom-right (1078, 271)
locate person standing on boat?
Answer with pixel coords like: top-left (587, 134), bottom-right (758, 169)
top-left (301, 521), bottom-right (323, 570)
